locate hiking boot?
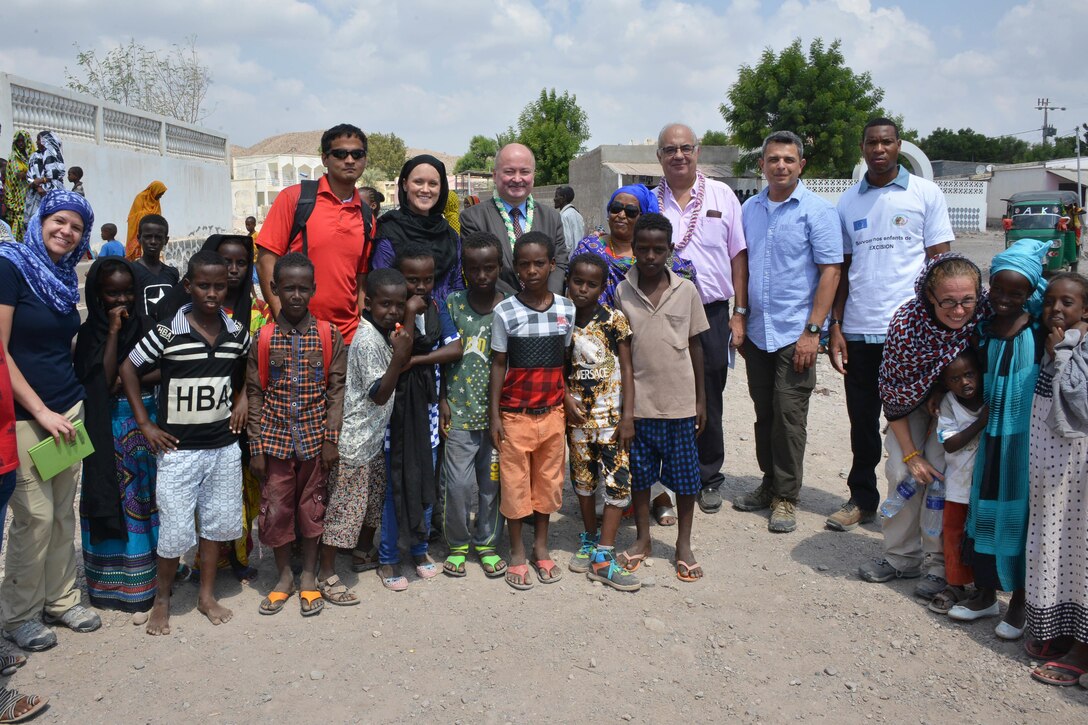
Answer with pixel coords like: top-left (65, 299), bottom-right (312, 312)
top-left (858, 558), bottom-right (922, 583)
top-left (768, 498), bottom-right (797, 533)
top-left (733, 485), bottom-right (774, 512)
top-left (913, 574), bottom-right (947, 600)
top-left (2, 621), bottom-right (56, 652)
top-left (825, 500), bottom-right (876, 531)
top-left (43, 604), bottom-right (100, 633)
top-left (698, 487), bottom-right (723, 514)
top-left (586, 550), bottom-right (640, 592)
top-left (568, 530), bottom-right (599, 574)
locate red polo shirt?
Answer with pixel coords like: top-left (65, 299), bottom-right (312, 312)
top-left (257, 175), bottom-right (371, 343)
top-left (0, 346), bottom-right (18, 476)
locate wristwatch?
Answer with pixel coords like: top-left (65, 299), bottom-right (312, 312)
top-left (828, 318), bottom-right (843, 327)
top-left (805, 323), bottom-right (821, 334)
top-left (733, 306), bottom-right (749, 317)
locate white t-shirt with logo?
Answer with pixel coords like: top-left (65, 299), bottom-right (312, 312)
top-left (936, 392), bottom-right (983, 504)
top-left (837, 170), bottom-right (954, 335)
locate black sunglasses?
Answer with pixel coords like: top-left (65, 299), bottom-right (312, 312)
top-left (327, 149), bottom-right (366, 160)
top-left (607, 202), bottom-right (640, 219)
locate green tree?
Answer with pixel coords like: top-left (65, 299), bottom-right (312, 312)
top-left (65, 37), bottom-right (212, 123)
top-left (367, 132), bottom-right (407, 180)
top-left (515, 88), bottom-right (590, 184)
top-left (919, 127), bottom-right (1030, 163)
top-left (454, 135), bottom-right (499, 173)
top-left (721, 38), bottom-right (893, 177)
top-left (701, 130), bottom-right (730, 146)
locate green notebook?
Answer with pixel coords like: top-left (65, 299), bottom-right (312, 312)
top-left (27, 420), bottom-right (95, 481)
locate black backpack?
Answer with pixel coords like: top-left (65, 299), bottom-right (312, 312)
top-left (287, 179), bottom-right (374, 255)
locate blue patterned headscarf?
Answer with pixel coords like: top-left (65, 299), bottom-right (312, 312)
top-left (608, 184), bottom-right (660, 216)
top-left (0, 189), bottom-right (93, 314)
top-left (990, 237), bottom-right (1050, 317)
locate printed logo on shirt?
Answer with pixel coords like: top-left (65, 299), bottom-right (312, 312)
top-left (463, 334), bottom-right (490, 361)
top-left (156, 324), bottom-right (174, 342)
top-left (167, 376), bottom-right (232, 425)
top-left (853, 219), bottom-right (868, 232)
top-left (143, 284), bottom-right (172, 314)
top-left (893, 215), bottom-right (908, 227)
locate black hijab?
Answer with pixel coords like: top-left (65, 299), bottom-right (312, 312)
top-left (75, 257), bottom-right (152, 543)
top-left (155, 234), bottom-right (255, 329)
top-left (376, 155), bottom-right (459, 279)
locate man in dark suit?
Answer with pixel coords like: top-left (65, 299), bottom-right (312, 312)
top-left (460, 143), bottom-right (568, 293)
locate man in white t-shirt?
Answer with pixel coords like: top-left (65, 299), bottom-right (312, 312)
top-left (825, 118), bottom-right (954, 534)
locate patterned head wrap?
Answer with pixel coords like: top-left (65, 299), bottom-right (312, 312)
top-left (0, 189), bottom-right (93, 313)
top-left (878, 252), bottom-right (985, 420)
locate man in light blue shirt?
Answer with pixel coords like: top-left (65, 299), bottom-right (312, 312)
top-left (732, 130), bottom-right (842, 533)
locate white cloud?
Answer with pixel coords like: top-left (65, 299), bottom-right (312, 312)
top-left (1, 0), bottom-right (1085, 157)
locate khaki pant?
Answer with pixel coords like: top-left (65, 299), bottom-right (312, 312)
top-left (1, 402), bottom-right (84, 630)
top-left (881, 406), bottom-right (946, 577)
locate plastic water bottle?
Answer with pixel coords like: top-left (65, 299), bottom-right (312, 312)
top-left (922, 479), bottom-right (945, 537)
top-left (879, 476), bottom-right (918, 518)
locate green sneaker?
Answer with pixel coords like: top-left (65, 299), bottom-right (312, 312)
top-left (586, 549), bottom-right (641, 592)
top-left (568, 530), bottom-right (599, 574)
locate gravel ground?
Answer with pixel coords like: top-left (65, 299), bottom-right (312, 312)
top-left (3, 229), bottom-right (1086, 723)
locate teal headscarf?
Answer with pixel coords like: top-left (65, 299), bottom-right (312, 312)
top-left (990, 237), bottom-right (1050, 317)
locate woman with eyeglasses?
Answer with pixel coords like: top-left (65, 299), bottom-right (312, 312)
top-left (867, 253), bottom-right (987, 601)
top-left (570, 184), bottom-right (695, 308)
top-left (369, 155), bottom-right (463, 305)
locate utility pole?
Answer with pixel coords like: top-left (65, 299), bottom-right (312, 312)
top-left (1037, 98), bottom-right (1066, 145)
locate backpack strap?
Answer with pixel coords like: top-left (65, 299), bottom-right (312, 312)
top-left (257, 323), bottom-right (275, 389)
top-left (317, 320), bottom-right (333, 387)
top-left (288, 180), bottom-right (320, 257)
top-left (288, 179), bottom-right (373, 258)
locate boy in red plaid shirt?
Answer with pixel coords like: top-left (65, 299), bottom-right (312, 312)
top-left (246, 253), bottom-right (347, 616)
top-left (488, 232), bottom-right (574, 590)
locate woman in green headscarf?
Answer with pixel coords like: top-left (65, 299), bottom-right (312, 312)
top-left (3, 131), bottom-right (33, 240)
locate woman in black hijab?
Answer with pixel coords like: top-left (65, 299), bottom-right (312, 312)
top-left (369, 154), bottom-right (463, 303)
top-left (75, 257), bottom-right (160, 615)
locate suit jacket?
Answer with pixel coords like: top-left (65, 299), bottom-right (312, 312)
top-left (459, 195), bottom-right (569, 293)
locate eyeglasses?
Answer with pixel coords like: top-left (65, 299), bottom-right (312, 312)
top-left (935, 297), bottom-right (978, 310)
top-left (327, 149), bottom-right (366, 160)
top-left (607, 202), bottom-right (640, 219)
top-left (659, 144), bottom-right (697, 157)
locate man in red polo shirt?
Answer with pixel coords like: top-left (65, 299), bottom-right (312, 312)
top-left (257, 124), bottom-right (372, 343)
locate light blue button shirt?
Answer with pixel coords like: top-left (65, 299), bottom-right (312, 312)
top-left (858, 164), bottom-right (910, 193)
top-left (499, 199), bottom-right (528, 219)
top-left (742, 180), bottom-right (843, 353)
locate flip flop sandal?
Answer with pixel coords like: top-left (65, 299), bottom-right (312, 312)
top-left (617, 551), bottom-right (647, 573)
top-left (351, 548), bottom-right (381, 573)
top-left (0, 654), bottom-right (27, 677)
top-left (299, 591), bottom-right (324, 617)
top-left (504, 563), bottom-right (534, 591)
top-left (653, 504), bottom-right (678, 526)
top-left (317, 575), bottom-right (360, 606)
top-left (0, 688), bottom-right (48, 724)
top-left (1030, 660), bottom-right (1087, 687)
top-left (443, 548), bottom-right (469, 578)
top-left (1025, 637), bottom-right (1075, 660)
top-left (531, 558), bottom-right (563, 584)
top-left (475, 548), bottom-right (508, 578)
top-left (676, 560), bottom-right (703, 583)
top-left (258, 589), bottom-right (294, 616)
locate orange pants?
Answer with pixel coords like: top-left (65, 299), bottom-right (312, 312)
top-left (497, 408), bottom-right (565, 519)
top-left (943, 501), bottom-right (973, 587)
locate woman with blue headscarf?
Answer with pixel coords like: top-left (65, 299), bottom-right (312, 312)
top-left (948, 237), bottom-right (1051, 641)
top-left (0, 189), bottom-right (102, 652)
top-left (570, 184), bottom-right (696, 308)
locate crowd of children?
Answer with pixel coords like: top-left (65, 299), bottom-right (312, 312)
top-left (0, 183), bottom-right (1085, 710)
top-left (874, 240), bottom-right (1088, 688)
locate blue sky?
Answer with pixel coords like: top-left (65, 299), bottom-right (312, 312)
top-left (1, 0), bottom-right (1084, 155)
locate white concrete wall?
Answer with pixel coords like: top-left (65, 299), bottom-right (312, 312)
top-left (1, 73), bottom-right (230, 242)
top-left (805, 177), bottom-right (988, 232)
